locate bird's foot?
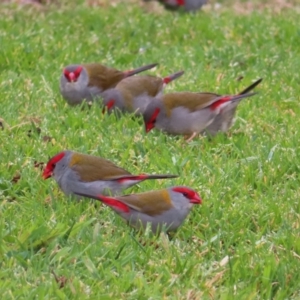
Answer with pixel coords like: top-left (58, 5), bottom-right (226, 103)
top-left (184, 132), bottom-right (197, 143)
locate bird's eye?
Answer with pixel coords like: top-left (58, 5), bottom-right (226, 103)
top-left (183, 192), bottom-right (189, 198)
top-left (52, 163), bottom-right (56, 168)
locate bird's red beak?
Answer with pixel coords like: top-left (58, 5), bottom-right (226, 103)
top-left (191, 193), bottom-right (202, 204)
top-left (145, 108), bottom-right (160, 133)
top-left (42, 168), bottom-right (53, 179)
top-left (145, 122), bottom-right (154, 133)
top-left (102, 99), bottom-right (115, 114)
top-left (64, 66), bottom-right (82, 83)
top-left (63, 69), bottom-right (76, 82)
top-left (68, 72), bottom-right (76, 82)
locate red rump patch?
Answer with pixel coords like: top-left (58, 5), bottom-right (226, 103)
top-left (117, 175), bottom-right (147, 183)
top-left (210, 96), bottom-right (232, 111)
top-left (100, 195), bottom-right (130, 213)
top-left (163, 77), bottom-right (171, 84)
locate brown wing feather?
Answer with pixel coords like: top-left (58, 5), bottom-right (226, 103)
top-left (71, 154), bottom-right (131, 182)
top-left (163, 92), bottom-right (221, 116)
top-left (118, 76), bottom-right (163, 97)
top-left (118, 189), bottom-right (173, 216)
top-left (83, 63), bottom-right (125, 90)
top-left (115, 76), bottom-right (163, 110)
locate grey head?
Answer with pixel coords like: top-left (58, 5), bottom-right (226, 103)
top-left (143, 97), bottom-right (165, 133)
top-left (60, 64), bottom-right (101, 105)
top-left (51, 150), bottom-right (73, 183)
top-left (160, 185), bottom-right (202, 231)
top-left (102, 88), bottom-right (126, 113)
top-left (167, 186), bottom-right (194, 213)
top-left (44, 150), bottom-right (75, 195)
top-left (131, 94), bottom-right (158, 115)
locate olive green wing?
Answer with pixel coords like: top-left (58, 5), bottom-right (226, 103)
top-left (84, 63), bottom-right (125, 90)
top-left (71, 154), bottom-right (131, 182)
top-left (119, 189), bottom-right (173, 216)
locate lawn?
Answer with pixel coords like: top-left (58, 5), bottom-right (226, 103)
top-left (1, 0), bottom-right (300, 298)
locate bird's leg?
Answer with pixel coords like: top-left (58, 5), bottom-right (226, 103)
top-left (167, 231), bottom-right (176, 241)
top-left (184, 132), bottom-right (197, 143)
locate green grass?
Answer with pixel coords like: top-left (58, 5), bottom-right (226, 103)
top-left (1, 0), bottom-right (300, 298)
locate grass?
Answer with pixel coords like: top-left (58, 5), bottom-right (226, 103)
top-left (1, 0), bottom-right (300, 298)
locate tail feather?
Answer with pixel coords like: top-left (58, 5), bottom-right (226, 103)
top-left (229, 92), bottom-right (257, 103)
top-left (139, 174), bottom-right (178, 180)
top-left (115, 174), bottom-right (178, 183)
top-left (239, 78), bottom-right (263, 95)
top-left (124, 63), bottom-right (158, 77)
top-left (163, 70), bottom-right (184, 85)
top-left (74, 191), bottom-right (101, 201)
top-left (74, 192), bottom-right (130, 213)
top-left (210, 92), bottom-right (257, 111)
top-left (210, 78), bottom-right (262, 111)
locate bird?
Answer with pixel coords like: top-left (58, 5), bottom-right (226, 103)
top-left (203, 78), bottom-right (263, 136)
top-left (142, 79), bottom-right (262, 142)
top-left (43, 150), bottom-right (178, 197)
top-left (102, 70), bottom-right (184, 115)
top-left (60, 62), bottom-right (158, 106)
top-left (75, 186), bottom-right (202, 233)
top-left (143, 0), bottom-right (207, 12)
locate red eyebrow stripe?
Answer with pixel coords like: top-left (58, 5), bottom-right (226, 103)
top-left (100, 196), bottom-right (130, 213)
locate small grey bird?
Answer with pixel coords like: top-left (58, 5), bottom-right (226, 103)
top-left (59, 62), bottom-right (157, 106)
top-left (102, 70), bottom-right (184, 115)
top-left (75, 186), bottom-right (202, 233)
top-left (43, 150), bottom-right (178, 197)
top-left (142, 79), bottom-right (262, 142)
